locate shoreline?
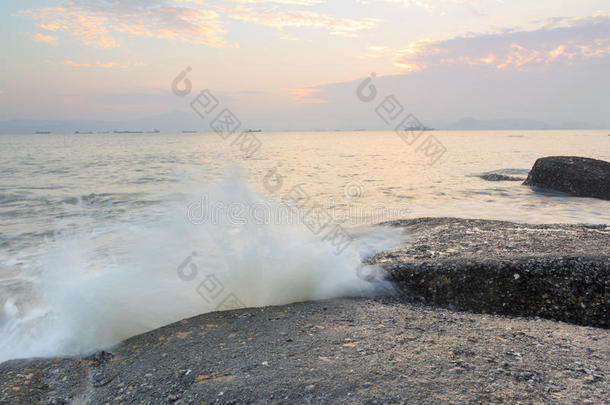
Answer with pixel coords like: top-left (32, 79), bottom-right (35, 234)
top-left (1, 217), bottom-right (608, 403)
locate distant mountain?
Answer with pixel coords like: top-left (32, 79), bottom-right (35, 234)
top-left (1, 112), bottom-right (606, 134)
top-left (446, 117), bottom-right (551, 130)
top-left (445, 117), bottom-right (607, 130)
top-left (558, 121), bottom-right (604, 130)
top-left (0, 110), bottom-right (204, 134)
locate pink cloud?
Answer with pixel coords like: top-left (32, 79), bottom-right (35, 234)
top-left (283, 87), bottom-right (328, 103)
top-left (218, 4), bottom-right (380, 37)
top-left (391, 13), bottom-right (610, 72)
top-left (23, 1), bottom-right (227, 49)
top-left (33, 33), bottom-right (58, 45)
top-left (60, 60), bottom-right (146, 69)
top-left (22, 0), bottom-right (380, 49)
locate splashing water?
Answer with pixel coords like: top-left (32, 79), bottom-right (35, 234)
top-left (0, 174), bottom-right (406, 363)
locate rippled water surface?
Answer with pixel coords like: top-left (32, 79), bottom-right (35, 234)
top-left (0, 130), bottom-right (608, 361)
top-left (2, 131), bottom-right (609, 238)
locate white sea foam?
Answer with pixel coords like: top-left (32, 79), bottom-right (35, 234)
top-left (0, 174), bottom-right (406, 363)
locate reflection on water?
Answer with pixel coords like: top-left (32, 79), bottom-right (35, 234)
top-left (0, 130), bottom-right (609, 252)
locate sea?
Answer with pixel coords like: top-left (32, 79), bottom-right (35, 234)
top-left (0, 130), bottom-right (609, 362)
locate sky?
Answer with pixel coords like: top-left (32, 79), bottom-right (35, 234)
top-left (0, 0), bottom-right (609, 130)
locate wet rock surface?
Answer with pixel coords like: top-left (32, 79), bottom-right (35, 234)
top-left (1, 217), bottom-right (609, 404)
top-left (477, 169), bottom-right (528, 182)
top-left (368, 217), bottom-right (610, 328)
top-left (523, 156), bottom-right (610, 200)
top-left (1, 298), bottom-right (609, 404)
top-left (480, 173), bottom-right (524, 181)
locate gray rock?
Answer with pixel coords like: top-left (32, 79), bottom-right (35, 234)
top-left (523, 156), bottom-right (610, 200)
top-left (368, 217), bottom-right (610, 328)
top-left (480, 173), bottom-right (524, 181)
top-left (477, 168), bottom-right (528, 182)
top-left (1, 298), bottom-right (609, 404)
top-left (1, 217), bottom-right (609, 404)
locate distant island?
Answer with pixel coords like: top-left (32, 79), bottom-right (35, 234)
top-left (402, 125), bottom-right (434, 131)
top-left (1, 112), bottom-right (605, 134)
top-left (113, 129), bottom-right (160, 134)
top-left (444, 117), bottom-right (607, 130)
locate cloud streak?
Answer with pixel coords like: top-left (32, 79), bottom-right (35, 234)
top-left (33, 33), bottom-right (58, 45)
top-left (179, 0), bottom-right (325, 4)
top-left (386, 13), bottom-right (610, 71)
top-left (357, 0), bottom-right (477, 15)
top-left (218, 4), bottom-right (380, 37)
top-left (22, 0), bottom-right (380, 49)
top-left (60, 59), bottom-right (146, 69)
top-left (23, 0), bottom-right (227, 48)
top-left (283, 87), bottom-right (328, 103)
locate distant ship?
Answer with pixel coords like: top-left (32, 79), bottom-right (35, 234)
top-left (182, 130), bottom-right (198, 133)
top-left (35, 130), bottom-right (51, 134)
top-left (246, 129), bottom-right (262, 133)
top-left (74, 131), bottom-right (93, 134)
top-left (112, 129), bottom-right (159, 134)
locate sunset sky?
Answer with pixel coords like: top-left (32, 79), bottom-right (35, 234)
top-left (1, 0), bottom-right (609, 129)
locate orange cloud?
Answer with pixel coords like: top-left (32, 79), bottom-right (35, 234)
top-left (60, 60), bottom-right (145, 69)
top-left (390, 13), bottom-right (610, 72)
top-left (283, 88), bottom-right (328, 103)
top-left (23, 1), bottom-right (227, 48)
top-left (22, 0), bottom-right (379, 49)
top-left (391, 40), bottom-right (439, 71)
top-left (356, 0), bottom-right (473, 15)
top-left (480, 53), bottom-right (495, 64)
top-left (219, 5), bottom-right (380, 37)
top-left (228, 0), bottom-right (324, 3)
top-left (33, 33), bottom-right (58, 45)
top-left (176, 0), bottom-right (324, 4)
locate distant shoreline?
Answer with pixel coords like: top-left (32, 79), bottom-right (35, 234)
top-left (1, 128), bottom-right (609, 135)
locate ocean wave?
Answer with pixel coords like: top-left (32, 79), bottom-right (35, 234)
top-left (0, 174), bottom-right (406, 363)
